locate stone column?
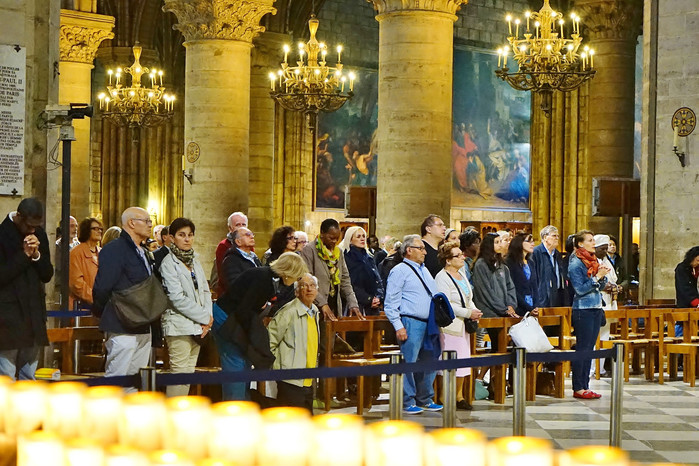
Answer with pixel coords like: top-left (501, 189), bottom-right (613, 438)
top-left (58, 9), bottom-right (114, 220)
top-left (370, 0), bottom-right (467, 238)
top-left (163, 0), bottom-right (276, 267)
top-left (574, 0), bottom-right (642, 237)
top-left (249, 31), bottom-right (289, 249)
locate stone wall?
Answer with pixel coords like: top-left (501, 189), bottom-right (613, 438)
top-left (641, 0), bottom-right (699, 300)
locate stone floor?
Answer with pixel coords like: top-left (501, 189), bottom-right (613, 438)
top-left (328, 375), bottom-right (699, 465)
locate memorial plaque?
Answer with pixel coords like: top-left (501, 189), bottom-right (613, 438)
top-left (0, 44), bottom-right (25, 195)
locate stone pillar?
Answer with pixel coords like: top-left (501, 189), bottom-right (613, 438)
top-left (163, 0), bottom-right (276, 267)
top-left (249, 32), bottom-right (289, 249)
top-left (58, 9), bottom-right (114, 220)
top-left (370, 0), bottom-right (467, 238)
top-left (574, 0), bottom-right (642, 237)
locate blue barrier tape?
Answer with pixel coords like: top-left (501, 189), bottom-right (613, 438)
top-left (77, 348), bottom-right (615, 388)
top-left (47, 310), bottom-right (92, 318)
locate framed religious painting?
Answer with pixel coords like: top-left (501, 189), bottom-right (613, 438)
top-left (314, 68), bottom-right (378, 210)
top-left (451, 46), bottom-right (532, 212)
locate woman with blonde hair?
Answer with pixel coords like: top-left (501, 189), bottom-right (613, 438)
top-left (214, 252), bottom-right (308, 400)
top-left (340, 226), bottom-right (384, 316)
top-left (101, 226), bottom-right (121, 247)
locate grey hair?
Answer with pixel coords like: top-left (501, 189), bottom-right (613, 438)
top-left (294, 273), bottom-right (318, 290)
top-left (540, 225), bottom-right (559, 241)
top-left (227, 211), bottom-right (247, 227)
top-left (400, 234), bottom-right (421, 255)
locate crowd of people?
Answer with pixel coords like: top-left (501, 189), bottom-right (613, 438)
top-left (1, 197), bottom-right (698, 415)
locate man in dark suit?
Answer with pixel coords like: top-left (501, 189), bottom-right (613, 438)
top-left (0, 198), bottom-right (53, 380)
top-left (530, 225), bottom-right (569, 307)
top-left (221, 227), bottom-right (261, 289)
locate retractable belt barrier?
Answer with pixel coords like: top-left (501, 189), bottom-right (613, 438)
top-left (76, 348), bottom-right (616, 388)
top-left (47, 310), bottom-right (93, 318)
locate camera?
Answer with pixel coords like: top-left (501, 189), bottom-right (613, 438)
top-left (39, 103), bottom-right (93, 128)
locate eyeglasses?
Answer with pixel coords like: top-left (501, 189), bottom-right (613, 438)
top-left (134, 218), bottom-right (153, 225)
top-left (408, 245), bottom-right (426, 251)
top-left (297, 239), bottom-right (308, 244)
top-left (298, 283), bottom-right (318, 289)
top-left (451, 252), bottom-right (465, 258)
top-left (242, 232), bottom-right (255, 238)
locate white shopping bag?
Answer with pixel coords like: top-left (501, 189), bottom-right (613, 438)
top-left (508, 313), bottom-right (554, 353)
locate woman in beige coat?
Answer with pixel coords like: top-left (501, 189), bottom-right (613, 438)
top-left (435, 241), bottom-right (483, 409)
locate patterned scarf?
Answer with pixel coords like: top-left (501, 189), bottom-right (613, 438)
top-left (575, 247), bottom-right (599, 278)
top-left (169, 243), bottom-right (196, 268)
top-left (315, 237), bottom-right (341, 295)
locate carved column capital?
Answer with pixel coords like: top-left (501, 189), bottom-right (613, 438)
top-left (368, 0), bottom-right (467, 17)
top-left (574, 0), bottom-right (642, 42)
top-left (59, 9), bottom-right (115, 64)
top-left (163, 0), bottom-right (277, 43)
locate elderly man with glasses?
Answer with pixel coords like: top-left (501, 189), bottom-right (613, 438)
top-left (93, 206), bottom-right (157, 388)
top-left (530, 225), bottom-right (569, 308)
top-left (384, 234), bottom-right (443, 415)
top-left (220, 227), bottom-right (261, 290)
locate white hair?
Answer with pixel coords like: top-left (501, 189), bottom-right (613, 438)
top-left (339, 226), bottom-right (368, 253)
top-left (227, 211), bottom-right (248, 227)
top-left (294, 231), bottom-right (308, 241)
top-left (294, 273), bottom-right (319, 290)
top-left (540, 225), bottom-right (559, 241)
top-left (400, 234), bottom-right (421, 256)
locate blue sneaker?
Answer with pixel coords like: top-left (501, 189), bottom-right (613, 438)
top-left (403, 405), bottom-right (424, 415)
top-left (419, 403), bottom-right (443, 412)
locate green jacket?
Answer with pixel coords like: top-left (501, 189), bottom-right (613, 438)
top-left (268, 297), bottom-right (320, 387)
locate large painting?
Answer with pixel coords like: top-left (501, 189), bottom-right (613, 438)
top-left (315, 69), bottom-right (378, 210)
top-left (451, 47), bottom-right (532, 211)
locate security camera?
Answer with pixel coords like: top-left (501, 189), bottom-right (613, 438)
top-left (38, 103), bottom-right (93, 128)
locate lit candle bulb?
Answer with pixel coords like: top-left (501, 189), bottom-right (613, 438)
top-left (581, 52), bottom-right (587, 70)
top-left (514, 18), bottom-right (520, 38)
top-left (64, 438), bottom-right (105, 466)
top-left (165, 396), bottom-right (211, 461)
top-left (535, 21), bottom-right (540, 38)
top-left (158, 70), bottom-right (163, 86)
top-left (118, 392), bottom-right (166, 452)
top-left (674, 125), bottom-right (679, 147)
top-left (340, 75), bottom-right (346, 92)
top-left (5, 380), bottom-right (48, 437)
top-left (506, 14), bottom-right (512, 35)
top-left (426, 428), bottom-right (487, 466)
top-left (525, 11), bottom-right (531, 31)
top-left (337, 45), bottom-right (343, 63)
top-left (149, 450), bottom-right (196, 466)
top-left (44, 382), bottom-right (87, 439)
top-left (269, 72), bottom-right (276, 91)
top-left (559, 19), bottom-right (565, 37)
top-left (311, 414), bottom-right (364, 466)
top-left (208, 401), bottom-right (261, 465)
top-left (17, 431), bottom-right (64, 466)
top-left (107, 69), bottom-right (113, 85)
top-left (503, 46), bottom-right (509, 67)
top-left (104, 97), bottom-right (110, 111)
top-left (589, 49), bottom-right (595, 68)
top-left (487, 437), bottom-right (554, 466)
top-left (497, 48), bottom-right (503, 67)
top-left (283, 44), bottom-right (290, 63)
top-left (348, 71), bottom-right (355, 91)
top-left (365, 421), bottom-right (424, 466)
top-left (259, 407), bottom-right (312, 466)
top-left (559, 445), bottom-right (629, 466)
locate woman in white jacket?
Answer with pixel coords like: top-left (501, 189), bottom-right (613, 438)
top-left (435, 241), bottom-right (483, 410)
top-left (159, 217), bottom-right (213, 397)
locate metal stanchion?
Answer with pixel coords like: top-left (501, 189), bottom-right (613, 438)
top-left (610, 343), bottom-right (625, 447)
top-left (512, 347), bottom-right (526, 436)
top-left (442, 350), bottom-right (457, 427)
top-left (139, 367), bottom-right (157, 392)
top-left (389, 353), bottom-right (404, 420)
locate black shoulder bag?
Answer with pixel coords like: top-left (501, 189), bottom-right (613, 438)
top-left (405, 264), bottom-right (454, 328)
top-left (445, 273), bottom-right (479, 334)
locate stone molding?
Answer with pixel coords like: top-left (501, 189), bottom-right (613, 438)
top-left (59, 9), bottom-right (115, 64)
top-left (368, 0), bottom-right (467, 17)
top-left (163, 0), bottom-right (277, 43)
top-left (574, 0), bottom-right (642, 42)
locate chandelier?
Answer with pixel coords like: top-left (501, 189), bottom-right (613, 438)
top-left (97, 44), bottom-right (175, 127)
top-left (494, 0), bottom-right (595, 115)
top-left (269, 15), bottom-right (354, 130)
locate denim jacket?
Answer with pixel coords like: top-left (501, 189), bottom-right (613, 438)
top-left (568, 254), bottom-right (608, 310)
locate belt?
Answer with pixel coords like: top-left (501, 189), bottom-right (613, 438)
top-left (400, 314), bottom-right (428, 323)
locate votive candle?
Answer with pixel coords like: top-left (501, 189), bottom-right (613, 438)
top-left (0, 375), bottom-right (13, 433)
top-left (487, 436), bottom-right (554, 466)
top-left (426, 428), bottom-right (487, 466)
top-left (365, 421), bottom-right (424, 466)
top-left (311, 414), bottom-right (364, 466)
top-left (208, 401), bottom-right (261, 465)
top-left (81, 386), bottom-right (123, 446)
top-left (5, 381), bottom-right (48, 437)
top-left (165, 396), bottom-right (211, 461)
top-left (258, 407), bottom-right (312, 466)
top-left (104, 445), bottom-right (149, 466)
top-left (118, 392), bottom-right (166, 452)
top-left (559, 446), bottom-right (629, 466)
top-left (149, 450), bottom-right (196, 466)
top-left (64, 438), bottom-right (105, 466)
top-left (17, 431), bottom-right (65, 466)
top-left (45, 381), bottom-right (87, 439)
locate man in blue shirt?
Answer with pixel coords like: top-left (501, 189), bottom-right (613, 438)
top-left (531, 225), bottom-right (569, 307)
top-left (384, 234), bottom-right (443, 415)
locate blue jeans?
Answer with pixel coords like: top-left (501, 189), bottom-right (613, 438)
top-left (212, 303), bottom-right (251, 401)
top-left (0, 347), bottom-right (39, 381)
top-left (399, 316), bottom-right (436, 408)
top-left (571, 308), bottom-right (603, 391)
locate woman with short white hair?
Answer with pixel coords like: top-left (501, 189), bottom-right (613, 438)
top-left (340, 226), bottom-right (384, 316)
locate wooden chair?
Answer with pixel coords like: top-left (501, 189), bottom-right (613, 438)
top-left (524, 314), bottom-right (572, 401)
top-left (476, 317), bottom-right (511, 404)
top-left (598, 309), bottom-right (654, 382)
top-left (657, 309), bottom-right (699, 386)
top-left (47, 326), bottom-right (105, 374)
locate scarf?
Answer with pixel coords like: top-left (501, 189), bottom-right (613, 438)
top-left (575, 247), bottom-right (599, 278)
top-left (170, 243), bottom-right (196, 268)
top-left (315, 237), bottom-right (341, 295)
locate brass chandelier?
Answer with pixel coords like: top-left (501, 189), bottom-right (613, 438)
top-left (269, 15), bottom-right (355, 130)
top-left (495, 0), bottom-right (595, 115)
top-left (97, 44), bottom-right (175, 127)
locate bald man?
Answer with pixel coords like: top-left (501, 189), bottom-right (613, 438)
top-left (93, 207), bottom-right (156, 386)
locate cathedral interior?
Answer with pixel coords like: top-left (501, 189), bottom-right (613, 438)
top-left (0, 0), bottom-right (695, 304)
